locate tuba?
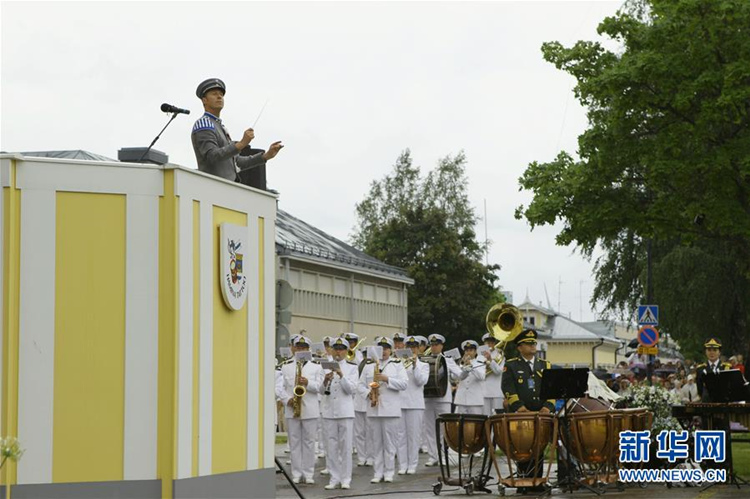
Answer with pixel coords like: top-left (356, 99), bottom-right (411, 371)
top-left (292, 359), bottom-right (306, 418)
top-left (485, 303), bottom-right (523, 366)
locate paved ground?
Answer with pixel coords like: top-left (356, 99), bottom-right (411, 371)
top-left (275, 443), bottom-right (749, 499)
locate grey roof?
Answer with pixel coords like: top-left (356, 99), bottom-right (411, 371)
top-left (547, 316), bottom-right (621, 346)
top-left (517, 299), bottom-right (557, 317)
top-left (276, 209), bottom-right (412, 282)
top-left (18, 149), bottom-right (117, 162)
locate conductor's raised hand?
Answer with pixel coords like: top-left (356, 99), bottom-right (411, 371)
top-left (262, 141), bottom-right (284, 161)
top-left (236, 128), bottom-right (255, 150)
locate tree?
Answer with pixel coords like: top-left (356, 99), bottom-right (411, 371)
top-left (352, 150), bottom-right (500, 347)
top-left (515, 0), bottom-right (750, 358)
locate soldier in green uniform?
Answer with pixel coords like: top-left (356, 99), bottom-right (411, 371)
top-left (695, 337), bottom-right (732, 402)
top-left (501, 329), bottom-right (555, 492)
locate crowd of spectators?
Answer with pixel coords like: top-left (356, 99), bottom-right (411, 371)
top-left (600, 353), bottom-right (746, 403)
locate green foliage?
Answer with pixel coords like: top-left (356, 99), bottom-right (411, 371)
top-left (352, 150), bottom-right (500, 347)
top-left (516, 0), bottom-right (750, 359)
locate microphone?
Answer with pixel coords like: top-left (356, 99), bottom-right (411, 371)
top-left (160, 103), bottom-right (190, 115)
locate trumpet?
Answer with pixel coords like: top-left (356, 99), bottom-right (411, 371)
top-left (369, 358), bottom-right (381, 407)
top-left (421, 345), bottom-right (433, 357)
top-left (403, 352), bottom-right (418, 369)
top-left (292, 359), bottom-right (306, 418)
top-left (346, 336), bottom-right (367, 362)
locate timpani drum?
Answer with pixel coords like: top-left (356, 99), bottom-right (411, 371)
top-left (434, 413), bottom-right (492, 495)
top-left (486, 412), bottom-right (557, 490)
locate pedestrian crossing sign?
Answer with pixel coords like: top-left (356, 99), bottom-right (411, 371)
top-left (637, 305), bottom-right (659, 326)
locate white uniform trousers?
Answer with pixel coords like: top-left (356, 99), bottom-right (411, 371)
top-left (423, 400), bottom-right (451, 461)
top-left (287, 418), bottom-right (318, 480)
top-left (397, 408), bottom-right (424, 472)
top-left (484, 397), bottom-right (504, 416)
top-left (456, 405), bottom-right (484, 415)
top-left (317, 413), bottom-right (326, 456)
top-left (354, 410), bottom-right (370, 464)
top-left (323, 418), bottom-right (354, 486)
top-left (370, 417), bottom-right (401, 480)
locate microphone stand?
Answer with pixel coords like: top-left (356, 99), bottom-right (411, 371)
top-left (139, 112), bottom-right (180, 162)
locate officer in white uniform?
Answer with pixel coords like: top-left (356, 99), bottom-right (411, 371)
top-left (397, 335), bottom-right (429, 474)
top-left (422, 334), bottom-right (463, 467)
top-left (453, 340), bottom-right (486, 415)
top-left (319, 337), bottom-right (358, 490)
top-left (276, 336), bottom-right (322, 484)
top-left (359, 337), bottom-right (408, 483)
top-left (350, 335), bottom-right (372, 467)
top-left (480, 332), bottom-right (505, 415)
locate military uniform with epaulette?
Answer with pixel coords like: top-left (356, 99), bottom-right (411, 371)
top-left (501, 329), bottom-right (554, 487)
top-left (358, 337), bottom-right (408, 483)
top-left (319, 338), bottom-right (359, 490)
top-left (695, 337), bottom-right (733, 403)
top-left (191, 78), bottom-right (267, 182)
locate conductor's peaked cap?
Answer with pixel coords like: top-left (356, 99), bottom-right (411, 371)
top-left (196, 78), bottom-right (226, 98)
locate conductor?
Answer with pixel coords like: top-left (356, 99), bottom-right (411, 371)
top-left (191, 78), bottom-right (283, 184)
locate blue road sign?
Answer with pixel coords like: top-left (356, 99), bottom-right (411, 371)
top-left (638, 305), bottom-right (659, 325)
top-left (638, 326), bottom-right (659, 347)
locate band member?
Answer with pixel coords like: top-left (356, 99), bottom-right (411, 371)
top-left (502, 329), bottom-right (554, 490)
top-left (319, 338), bottom-right (358, 490)
top-left (481, 332), bottom-right (505, 415)
top-left (417, 335), bottom-right (429, 355)
top-left (453, 340), bottom-right (486, 415)
top-left (423, 334), bottom-right (463, 466)
top-left (393, 332), bottom-right (406, 351)
top-left (359, 337), bottom-right (408, 483)
top-left (343, 332), bottom-right (364, 364)
top-left (276, 335), bottom-right (322, 484)
top-left (396, 335), bottom-right (429, 474)
top-left (695, 337), bottom-right (732, 402)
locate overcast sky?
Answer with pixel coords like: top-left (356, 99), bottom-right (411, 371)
top-left (1, 0), bottom-right (624, 322)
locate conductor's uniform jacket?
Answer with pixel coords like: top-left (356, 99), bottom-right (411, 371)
top-left (191, 111), bottom-right (266, 181)
top-left (502, 357), bottom-right (555, 413)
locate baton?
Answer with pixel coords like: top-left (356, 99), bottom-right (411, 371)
top-left (252, 98), bottom-right (270, 128)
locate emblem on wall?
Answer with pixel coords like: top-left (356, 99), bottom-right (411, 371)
top-left (220, 223), bottom-right (249, 310)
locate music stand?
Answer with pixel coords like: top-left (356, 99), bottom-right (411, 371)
top-left (704, 369), bottom-right (747, 403)
top-left (702, 369), bottom-right (750, 489)
top-left (540, 368), bottom-right (600, 495)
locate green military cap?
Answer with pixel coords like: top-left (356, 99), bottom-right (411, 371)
top-left (704, 337), bottom-right (722, 349)
top-left (515, 328), bottom-right (538, 345)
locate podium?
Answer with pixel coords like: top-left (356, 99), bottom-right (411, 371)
top-left (0, 154), bottom-right (277, 498)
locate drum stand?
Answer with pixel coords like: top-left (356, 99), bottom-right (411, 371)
top-left (433, 414), bottom-right (493, 496)
top-left (486, 413), bottom-right (557, 497)
top-left (555, 403), bottom-right (602, 495)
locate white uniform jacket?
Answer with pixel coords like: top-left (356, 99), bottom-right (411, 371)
top-left (400, 358), bottom-right (430, 409)
top-left (320, 359), bottom-right (358, 419)
top-left (482, 356), bottom-right (505, 399)
top-left (453, 359), bottom-right (486, 407)
top-left (277, 360), bottom-right (322, 420)
top-left (359, 359), bottom-right (408, 417)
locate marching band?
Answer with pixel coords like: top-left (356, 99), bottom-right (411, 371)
top-left (275, 310), bottom-right (750, 492)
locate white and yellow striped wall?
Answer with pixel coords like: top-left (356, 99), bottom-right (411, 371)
top-left (0, 154), bottom-right (276, 498)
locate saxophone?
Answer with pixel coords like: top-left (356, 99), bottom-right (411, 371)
top-left (369, 358), bottom-right (381, 407)
top-left (292, 359), bottom-right (306, 418)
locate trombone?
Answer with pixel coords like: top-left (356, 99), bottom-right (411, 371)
top-left (346, 336), bottom-right (367, 362)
